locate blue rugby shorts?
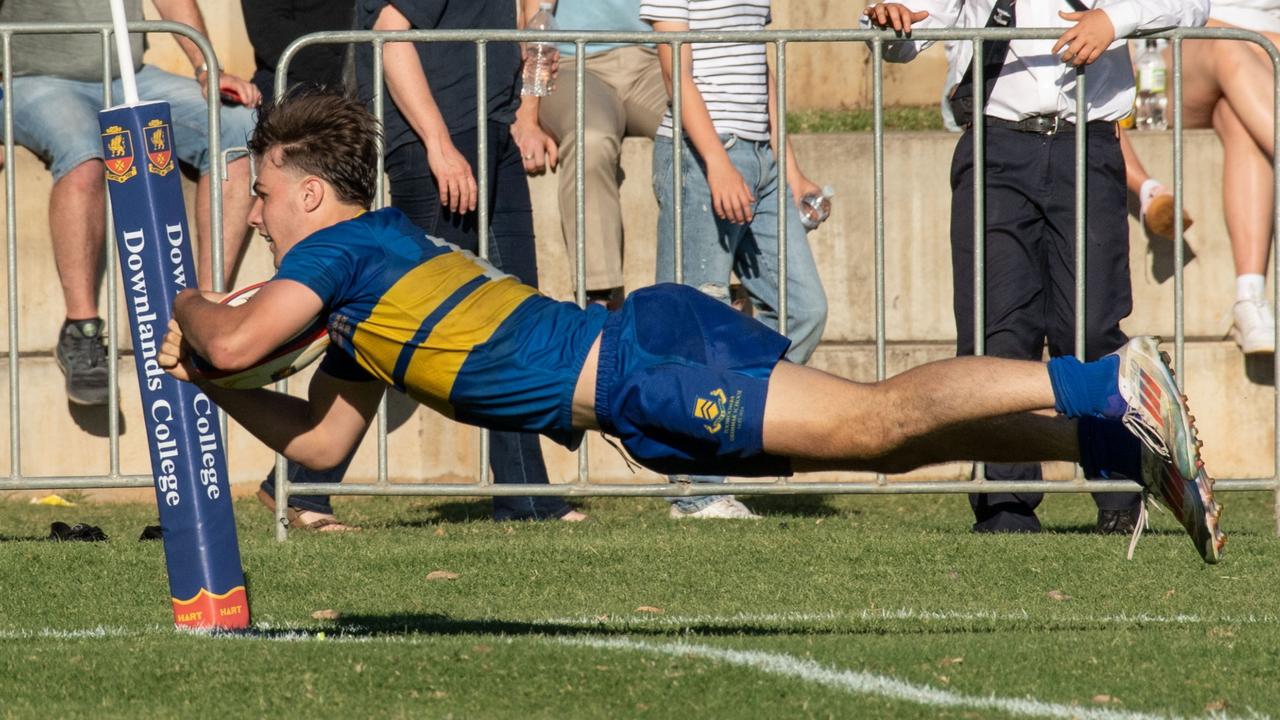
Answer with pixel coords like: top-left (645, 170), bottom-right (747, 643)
top-left (594, 283), bottom-right (793, 477)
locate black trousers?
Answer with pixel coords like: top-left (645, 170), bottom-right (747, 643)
top-left (949, 124), bottom-right (1141, 530)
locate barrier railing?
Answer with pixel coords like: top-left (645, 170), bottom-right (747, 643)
top-left (0, 24), bottom-right (1275, 538)
top-left (0, 20), bottom-right (223, 490)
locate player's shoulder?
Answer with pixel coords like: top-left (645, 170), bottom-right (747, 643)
top-left (299, 207), bottom-right (415, 254)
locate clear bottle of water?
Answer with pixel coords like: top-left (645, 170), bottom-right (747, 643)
top-left (799, 185), bottom-right (835, 231)
top-left (1134, 39), bottom-right (1168, 131)
top-left (521, 3), bottom-right (559, 97)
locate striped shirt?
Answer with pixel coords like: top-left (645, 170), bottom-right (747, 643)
top-left (640, 0), bottom-right (772, 141)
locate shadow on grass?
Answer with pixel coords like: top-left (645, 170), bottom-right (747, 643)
top-left (242, 612), bottom-right (967, 640)
top-left (743, 494), bottom-right (844, 518)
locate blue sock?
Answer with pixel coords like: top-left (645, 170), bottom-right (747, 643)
top-left (1047, 354), bottom-right (1125, 418)
top-left (1077, 416), bottom-right (1141, 480)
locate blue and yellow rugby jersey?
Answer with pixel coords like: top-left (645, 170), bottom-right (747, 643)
top-left (274, 208), bottom-right (609, 448)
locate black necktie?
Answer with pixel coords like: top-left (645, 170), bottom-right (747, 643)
top-left (948, 0), bottom-right (1017, 122)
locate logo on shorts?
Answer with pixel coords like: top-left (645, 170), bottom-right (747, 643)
top-left (694, 388), bottom-right (728, 434)
top-left (144, 119), bottom-right (175, 177)
top-left (101, 126), bottom-right (137, 183)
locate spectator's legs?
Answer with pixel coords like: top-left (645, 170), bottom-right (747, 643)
top-left (950, 129), bottom-right (1049, 533)
top-left (614, 47), bottom-right (669, 141)
top-left (653, 134), bottom-right (751, 515)
top-left (538, 55), bottom-right (628, 297)
top-left (737, 142), bottom-right (829, 364)
top-left (8, 75), bottom-right (113, 405)
top-left (1041, 126), bottom-right (1142, 520)
top-left (50, 160), bottom-right (106, 320)
top-left (1214, 99), bottom-right (1274, 279)
top-left (194, 156), bottom-right (254, 290)
top-left (1216, 97), bottom-right (1278, 353)
top-left (1174, 31), bottom-right (1275, 157)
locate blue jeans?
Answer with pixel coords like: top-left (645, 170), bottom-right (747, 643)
top-left (5, 65), bottom-right (255, 180)
top-left (652, 134), bottom-right (828, 512)
top-left (262, 123), bottom-right (573, 521)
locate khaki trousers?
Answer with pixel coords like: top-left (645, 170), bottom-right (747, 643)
top-left (537, 45), bottom-right (669, 292)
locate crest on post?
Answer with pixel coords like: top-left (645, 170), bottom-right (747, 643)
top-left (145, 119), bottom-right (175, 177)
top-left (101, 125), bottom-right (137, 183)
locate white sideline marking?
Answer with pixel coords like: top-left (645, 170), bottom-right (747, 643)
top-left (558, 636), bottom-right (1267, 720)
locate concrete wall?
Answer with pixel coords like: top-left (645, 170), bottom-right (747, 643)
top-left (0, 129), bottom-right (1271, 490)
top-left (140, 0), bottom-right (945, 111)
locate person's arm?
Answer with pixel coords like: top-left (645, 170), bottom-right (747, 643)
top-left (860, 1), bottom-right (959, 64)
top-left (171, 278), bottom-right (324, 371)
top-left (767, 67), bottom-right (819, 207)
top-left (1091, 0), bottom-right (1210, 39)
top-left (374, 3), bottom-right (477, 213)
top-left (649, 19), bottom-right (755, 225)
top-left (151, 0), bottom-right (262, 107)
top-left (510, 0), bottom-right (559, 174)
top-left (1055, 0), bottom-right (1210, 67)
top-left (160, 325), bottom-right (383, 470)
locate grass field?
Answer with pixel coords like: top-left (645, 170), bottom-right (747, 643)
top-left (1, 489), bottom-right (1278, 719)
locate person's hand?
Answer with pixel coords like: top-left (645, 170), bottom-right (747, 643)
top-left (158, 319), bottom-right (196, 383)
top-left (198, 70), bottom-right (263, 108)
top-left (788, 171), bottom-right (821, 209)
top-left (510, 116), bottom-right (559, 175)
top-left (862, 3), bottom-right (929, 33)
top-left (1053, 9), bottom-right (1115, 67)
top-left (706, 158), bottom-right (755, 224)
top-left (427, 139), bottom-right (477, 214)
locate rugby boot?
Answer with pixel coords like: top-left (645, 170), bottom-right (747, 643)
top-left (1113, 337), bottom-right (1226, 562)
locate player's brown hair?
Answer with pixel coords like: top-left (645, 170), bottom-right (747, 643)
top-left (249, 88), bottom-right (380, 208)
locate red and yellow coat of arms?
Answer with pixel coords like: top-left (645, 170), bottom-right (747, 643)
top-left (100, 125), bottom-right (137, 183)
top-left (144, 119), bottom-right (175, 177)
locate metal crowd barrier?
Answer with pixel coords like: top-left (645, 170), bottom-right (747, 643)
top-left (0, 20), bottom-right (223, 491)
top-left (0, 23), bottom-right (1276, 537)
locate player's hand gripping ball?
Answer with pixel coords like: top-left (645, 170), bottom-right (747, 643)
top-left (192, 282), bottom-right (330, 389)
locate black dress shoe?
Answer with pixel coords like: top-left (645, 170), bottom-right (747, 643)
top-left (1096, 507), bottom-right (1141, 535)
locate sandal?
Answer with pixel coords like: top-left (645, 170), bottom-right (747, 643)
top-left (256, 489), bottom-right (360, 532)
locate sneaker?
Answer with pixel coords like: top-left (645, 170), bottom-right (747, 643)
top-left (55, 318), bottom-right (110, 406)
top-left (1113, 336), bottom-right (1225, 562)
top-left (1141, 192), bottom-right (1194, 239)
top-left (1230, 299), bottom-right (1276, 355)
top-left (669, 496), bottom-right (760, 519)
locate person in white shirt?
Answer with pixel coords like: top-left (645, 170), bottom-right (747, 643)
top-left (1122, 0), bottom-right (1280, 355)
top-left (864, 0), bottom-right (1209, 534)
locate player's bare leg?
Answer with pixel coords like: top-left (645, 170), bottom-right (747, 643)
top-left (760, 358), bottom-right (1061, 467)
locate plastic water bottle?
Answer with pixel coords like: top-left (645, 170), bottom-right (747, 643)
top-left (1134, 40), bottom-right (1168, 131)
top-left (522, 3), bottom-right (558, 97)
top-left (799, 185), bottom-right (835, 231)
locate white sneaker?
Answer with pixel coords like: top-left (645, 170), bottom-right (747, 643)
top-left (1230, 299), bottom-right (1276, 355)
top-left (669, 496), bottom-right (761, 519)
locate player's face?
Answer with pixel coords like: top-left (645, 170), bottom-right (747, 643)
top-left (248, 150), bottom-right (308, 267)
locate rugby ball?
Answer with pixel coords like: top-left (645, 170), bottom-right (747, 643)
top-left (191, 281), bottom-right (330, 389)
